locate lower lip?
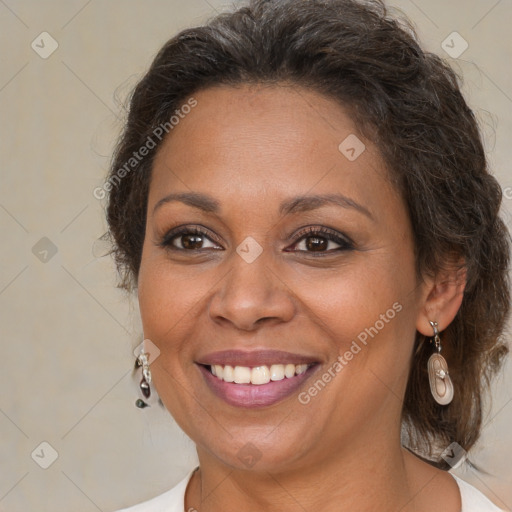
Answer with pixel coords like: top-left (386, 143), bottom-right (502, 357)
top-left (197, 364), bottom-right (319, 408)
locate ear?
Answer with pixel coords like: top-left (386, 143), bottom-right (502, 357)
top-left (416, 260), bottom-right (467, 336)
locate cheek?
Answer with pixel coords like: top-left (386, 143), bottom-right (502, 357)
top-left (292, 256), bottom-right (412, 337)
top-left (139, 267), bottom-right (191, 314)
top-left (137, 260), bottom-right (170, 338)
top-left (137, 249), bottom-right (226, 370)
top-left (289, 252), bottom-right (418, 395)
top-left (137, 254), bottom-right (200, 347)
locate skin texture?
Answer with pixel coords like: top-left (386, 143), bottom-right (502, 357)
top-left (137, 83), bottom-right (466, 512)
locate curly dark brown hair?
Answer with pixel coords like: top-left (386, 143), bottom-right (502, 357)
top-left (103, 0), bottom-right (511, 469)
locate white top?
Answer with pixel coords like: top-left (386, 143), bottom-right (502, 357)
top-left (113, 467), bottom-right (505, 512)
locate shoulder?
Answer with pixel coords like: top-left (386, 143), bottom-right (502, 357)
top-left (452, 474), bottom-right (505, 512)
top-left (112, 467), bottom-right (197, 512)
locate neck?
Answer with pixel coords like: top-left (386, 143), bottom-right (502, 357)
top-left (186, 435), bottom-right (437, 512)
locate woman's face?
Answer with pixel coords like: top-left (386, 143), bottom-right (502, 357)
top-left (138, 83), bottom-right (425, 472)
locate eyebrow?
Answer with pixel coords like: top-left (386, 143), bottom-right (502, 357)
top-left (153, 191), bottom-right (373, 220)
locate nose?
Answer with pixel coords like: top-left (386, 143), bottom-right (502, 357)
top-left (208, 249), bottom-right (296, 332)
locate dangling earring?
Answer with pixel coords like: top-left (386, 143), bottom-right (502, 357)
top-left (427, 320), bottom-right (454, 405)
top-left (135, 346), bottom-right (152, 408)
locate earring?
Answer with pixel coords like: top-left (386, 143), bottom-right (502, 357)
top-left (135, 346), bottom-right (152, 408)
top-left (427, 321), bottom-right (454, 405)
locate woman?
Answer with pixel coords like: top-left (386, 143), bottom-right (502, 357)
top-left (106, 0), bottom-right (510, 510)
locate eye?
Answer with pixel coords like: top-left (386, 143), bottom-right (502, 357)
top-left (159, 225), bottom-right (222, 251)
top-left (158, 224), bottom-right (354, 256)
top-left (286, 226), bottom-right (354, 256)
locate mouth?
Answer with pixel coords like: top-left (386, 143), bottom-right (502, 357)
top-left (195, 350), bottom-right (321, 408)
top-left (203, 362), bottom-right (314, 385)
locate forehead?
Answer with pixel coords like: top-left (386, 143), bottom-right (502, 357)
top-left (148, 83), bottom-right (398, 219)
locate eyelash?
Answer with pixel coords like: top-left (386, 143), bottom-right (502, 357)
top-left (158, 225), bottom-right (354, 257)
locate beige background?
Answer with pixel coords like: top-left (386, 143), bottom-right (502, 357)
top-left (1, 0), bottom-right (511, 510)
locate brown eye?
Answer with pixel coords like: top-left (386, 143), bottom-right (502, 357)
top-left (160, 226), bottom-right (222, 251)
top-left (308, 237), bottom-right (328, 251)
top-left (179, 233), bottom-right (207, 250)
top-left (287, 227), bottom-right (354, 256)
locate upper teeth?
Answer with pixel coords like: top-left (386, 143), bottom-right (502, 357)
top-left (210, 364), bottom-right (309, 385)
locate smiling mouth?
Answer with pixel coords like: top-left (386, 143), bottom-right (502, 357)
top-left (197, 361), bottom-right (320, 408)
top-left (203, 363), bottom-right (316, 385)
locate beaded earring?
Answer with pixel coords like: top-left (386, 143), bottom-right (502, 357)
top-left (135, 346), bottom-right (152, 408)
